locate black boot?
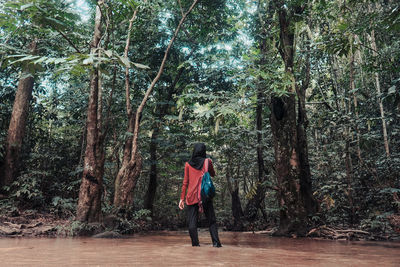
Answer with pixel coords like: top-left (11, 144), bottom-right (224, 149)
top-left (213, 241), bottom-right (222, 248)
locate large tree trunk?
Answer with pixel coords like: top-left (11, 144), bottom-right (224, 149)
top-left (113, 112), bottom-right (142, 212)
top-left (76, 1), bottom-right (104, 223)
top-left (269, 6), bottom-right (316, 236)
top-left (1, 40), bottom-right (36, 188)
top-left (271, 94), bottom-right (307, 235)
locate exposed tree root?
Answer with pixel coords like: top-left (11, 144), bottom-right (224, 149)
top-left (306, 225), bottom-right (398, 241)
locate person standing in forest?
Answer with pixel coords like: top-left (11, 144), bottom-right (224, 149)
top-left (179, 143), bottom-right (222, 247)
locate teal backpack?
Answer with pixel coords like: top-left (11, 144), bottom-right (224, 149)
top-left (200, 159), bottom-right (215, 201)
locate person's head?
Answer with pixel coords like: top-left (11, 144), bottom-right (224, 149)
top-left (191, 143), bottom-right (206, 159)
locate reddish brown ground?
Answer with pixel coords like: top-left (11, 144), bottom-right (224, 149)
top-left (0, 230), bottom-right (399, 266)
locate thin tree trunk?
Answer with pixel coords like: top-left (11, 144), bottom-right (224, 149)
top-left (113, 4), bottom-right (143, 211)
top-left (370, 30), bottom-right (390, 158)
top-left (113, 0), bottom-right (199, 210)
top-left (76, 0), bottom-right (104, 223)
top-left (225, 156), bottom-right (244, 231)
top-left (143, 127), bottom-right (159, 211)
top-left (245, 61), bottom-right (268, 222)
top-left (344, 128), bottom-right (355, 226)
top-left (349, 37), bottom-right (362, 161)
top-left (296, 53), bottom-right (317, 216)
top-left (1, 40), bottom-right (36, 188)
top-left (143, 60), bottom-right (188, 212)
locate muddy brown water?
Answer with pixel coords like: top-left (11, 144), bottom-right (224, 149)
top-left (0, 231), bottom-right (399, 266)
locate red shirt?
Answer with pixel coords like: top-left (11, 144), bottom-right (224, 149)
top-left (180, 159), bottom-right (216, 205)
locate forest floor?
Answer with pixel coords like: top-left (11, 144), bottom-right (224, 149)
top-left (1, 211), bottom-right (400, 241)
top-left (0, 211), bottom-right (66, 237)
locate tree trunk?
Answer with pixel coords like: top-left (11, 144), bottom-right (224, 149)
top-left (231, 187), bottom-right (244, 231)
top-left (296, 86), bottom-right (317, 217)
top-left (244, 68), bottom-right (268, 222)
top-left (271, 94), bottom-right (307, 235)
top-left (370, 30), bottom-right (390, 158)
top-left (113, 154), bottom-right (142, 211)
top-left (112, 5), bottom-right (143, 212)
top-left (143, 127), bottom-right (159, 211)
top-left (76, 1), bottom-right (104, 223)
top-left (225, 157), bottom-right (244, 231)
top-left (143, 59), bottom-right (188, 212)
top-left (296, 33), bottom-right (318, 217)
top-left (349, 37), bottom-right (362, 161)
top-left (344, 130), bottom-right (355, 226)
top-left (269, 7), bottom-right (316, 236)
top-left (1, 40), bottom-right (36, 188)
top-left (113, 112), bottom-right (142, 212)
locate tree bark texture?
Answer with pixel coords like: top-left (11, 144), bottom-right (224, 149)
top-left (76, 1), bottom-right (104, 223)
top-left (1, 40), bottom-right (36, 188)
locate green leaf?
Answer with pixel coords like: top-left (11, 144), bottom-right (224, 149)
top-left (337, 22), bottom-right (349, 31)
top-left (104, 50), bottom-right (113, 57)
top-left (388, 86), bottom-right (397, 95)
top-left (82, 56), bottom-right (94, 65)
top-left (117, 55), bottom-right (130, 68)
top-left (20, 3), bottom-right (35, 10)
top-left (132, 62), bottom-right (150, 69)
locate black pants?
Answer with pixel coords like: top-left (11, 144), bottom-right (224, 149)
top-left (187, 199), bottom-right (221, 246)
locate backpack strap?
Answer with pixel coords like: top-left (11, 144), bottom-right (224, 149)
top-left (197, 158), bottom-right (209, 211)
top-left (203, 158), bottom-right (209, 173)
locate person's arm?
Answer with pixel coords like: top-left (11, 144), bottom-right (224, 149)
top-left (179, 163), bottom-right (189, 209)
top-left (208, 159), bottom-right (216, 177)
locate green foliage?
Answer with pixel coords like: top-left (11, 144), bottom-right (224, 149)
top-left (4, 172), bottom-right (46, 208)
top-left (51, 197), bottom-right (76, 218)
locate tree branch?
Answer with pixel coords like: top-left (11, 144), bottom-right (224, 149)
top-left (56, 29), bottom-right (82, 54)
top-left (130, 0), bottom-right (199, 159)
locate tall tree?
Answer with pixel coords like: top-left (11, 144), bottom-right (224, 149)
top-left (269, 0), bottom-right (317, 235)
top-left (113, 0), bottom-right (200, 211)
top-left (1, 41), bottom-right (36, 187)
top-left (76, 0), bottom-right (104, 222)
top-left (143, 61), bottom-right (188, 212)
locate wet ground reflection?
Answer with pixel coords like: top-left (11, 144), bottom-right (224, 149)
top-left (0, 230), bottom-right (399, 266)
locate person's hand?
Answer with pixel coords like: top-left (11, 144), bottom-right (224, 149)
top-left (199, 202), bottom-right (203, 213)
top-left (179, 199), bottom-right (185, 210)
